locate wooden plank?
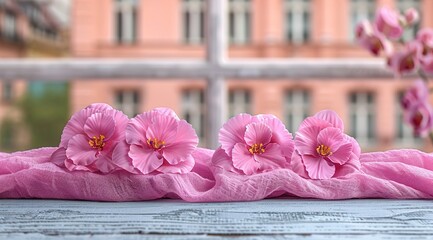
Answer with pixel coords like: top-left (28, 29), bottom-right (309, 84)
top-left (0, 59), bottom-right (402, 81)
top-left (1, 199), bottom-right (433, 239)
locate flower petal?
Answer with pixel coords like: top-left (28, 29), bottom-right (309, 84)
top-left (232, 142), bottom-right (260, 175)
top-left (50, 147), bottom-right (66, 167)
top-left (327, 142), bottom-right (353, 165)
top-left (146, 114), bottom-right (178, 144)
top-left (244, 122), bottom-right (272, 146)
top-left (162, 120), bottom-right (198, 164)
top-left (254, 143), bottom-right (286, 171)
top-left (211, 147), bottom-right (244, 174)
top-left (298, 116), bottom-right (332, 131)
top-left (302, 155), bottom-right (336, 179)
top-left (129, 144), bottom-right (163, 174)
top-left (66, 134), bottom-right (99, 166)
top-left (153, 107), bottom-right (180, 120)
top-left (290, 150), bottom-right (309, 178)
top-left (295, 125), bottom-right (321, 156)
top-left (90, 154), bottom-right (118, 174)
top-left (84, 113), bottom-right (116, 140)
top-left (316, 127), bottom-right (345, 151)
top-left (219, 114), bottom-right (253, 156)
top-left (112, 141), bottom-right (138, 173)
top-left (125, 112), bottom-right (151, 145)
top-left (314, 110), bottom-right (344, 131)
top-left (157, 155), bottom-right (195, 174)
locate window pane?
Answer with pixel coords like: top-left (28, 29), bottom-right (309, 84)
top-left (229, 0), bottom-right (251, 44)
top-left (397, 0), bottom-right (421, 41)
top-left (182, 89), bottom-right (206, 146)
top-left (285, 0), bottom-right (311, 43)
top-left (114, 90), bottom-right (141, 117)
top-left (349, 92), bottom-right (376, 146)
top-left (349, 0), bottom-right (376, 41)
top-left (228, 89), bottom-right (252, 117)
top-left (284, 89), bottom-right (310, 133)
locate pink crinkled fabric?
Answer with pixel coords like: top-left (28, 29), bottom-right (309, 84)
top-left (1, 147), bottom-right (432, 202)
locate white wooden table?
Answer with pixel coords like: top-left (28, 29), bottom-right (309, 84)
top-left (1, 199), bottom-right (433, 239)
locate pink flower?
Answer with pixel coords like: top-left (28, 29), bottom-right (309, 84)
top-left (404, 8), bottom-right (419, 26)
top-left (292, 110), bottom-right (361, 180)
top-left (356, 20), bottom-right (393, 56)
top-left (112, 108), bottom-right (198, 174)
top-left (405, 102), bottom-right (433, 137)
top-left (401, 80), bottom-right (433, 136)
top-left (387, 41), bottom-right (421, 76)
top-left (401, 79), bottom-right (429, 111)
top-left (51, 103), bottom-right (129, 173)
top-left (213, 113), bottom-right (294, 175)
top-left (374, 7), bottom-right (404, 40)
top-left (416, 29), bottom-right (433, 73)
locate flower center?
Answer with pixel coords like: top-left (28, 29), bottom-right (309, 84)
top-left (147, 138), bottom-right (165, 150)
top-left (411, 111), bottom-right (423, 127)
top-left (316, 144), bottom-right (332, 157)
top-left (249, 143), bottom-right (265, 155)
top-left (88, 135), bottom-right (106, 152)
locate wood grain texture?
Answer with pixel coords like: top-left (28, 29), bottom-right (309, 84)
top-left (1, 199), bottom-right (433, 239)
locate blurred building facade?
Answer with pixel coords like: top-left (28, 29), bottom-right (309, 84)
top-left (0, 0), bottom-right (67, 150)
top-left (71, 0), bottom-right (433, 150)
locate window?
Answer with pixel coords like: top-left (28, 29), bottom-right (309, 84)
top-left (182, 89), bottom-right (205, 144)
top-left (228, 89), bottom-right (251, 117)
top-left (114, 0), bottom-right (138, 44)
top-left (349, 0), bottom-right (375, 41)
top-left (182, 0), bottom-right (205, 44)
top-left (284, 0), bottom-right (311, 44)
top-left (284, 89), bottom-right (310, 133)
top-left (397, 0), bottom-right (421, 42)
top-left (395, 91), bottom-right (421, 146)
top-left (229, 0), bottom-right (251, 44)
top-left (114, 90), bottom-right (140, 117)
top-left (2, 82), bottom-right (13, 102)
top-left (3, 12), bottom-right (17, 39)
top-left (349, 92), bottom-right (376, 146)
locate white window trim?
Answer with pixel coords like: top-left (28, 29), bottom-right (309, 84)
top-left (229, 0), bottom-right (250, 44)
top-left (182, 0), bottom-right (205, 44)
top-left (228, 89), bottom-right (251, 118)
top-left (397, 0), bottom-right (421, 42)
top-left (114, 90), bottom-right (140, 118)
top-left (3, 12), bottom-right (17, 38)
top-left (350, 92), bottom-right (376, 147)
top-left (284, 89), bottom-right (310, 133)
top-left (114, 0), bottom-right (138, 44)
top-left (284, 0), bottom-right (311, 44)
top-left (182, 89), bottom-right (205, 145)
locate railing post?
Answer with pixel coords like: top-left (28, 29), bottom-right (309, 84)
top-left (206, 0), bottom-right (227, 149)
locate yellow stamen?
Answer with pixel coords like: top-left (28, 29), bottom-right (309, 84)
top-left (88, 135), bottom-right (106, 152)
top-left (316, 144), bottom-right (332, 157)
top-left (249, 143), bottom-right (265, 155)
top-left (147, 138), bottom-right (165, 150)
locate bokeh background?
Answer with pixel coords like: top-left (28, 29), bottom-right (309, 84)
top-left (0, 0), bottom-right (431, 152)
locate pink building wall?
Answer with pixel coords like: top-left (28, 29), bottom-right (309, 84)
top-left (71, 0), bottom-right (433, 150)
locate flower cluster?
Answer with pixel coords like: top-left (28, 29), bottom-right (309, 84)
top-left (51, 104), bottom-right (361, 180)
top-left (357, 7), bottom-right (433, 137)
top-left (212, 110), bottom-right (360, 179)
top-left (51, 104), bottom-right (199, 174)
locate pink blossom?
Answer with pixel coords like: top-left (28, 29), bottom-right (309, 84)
top-left (356, 20), bottom-right (393, 56)
top-left (416, 29), bottom-right (433, 73)
top-left (405, 102), bottom-right (433, 137)
top-left (404, 8), bottom-right (419, 26)
top-left (112, 108), bottom-right (198, 174)
top-left (401, 80), bottom-right (433, 136)
top-left (401, 79), bottom-right (429, 110)
top-left (50, 103), bottom-right (129, 173)
top-left (292, 110), bottom-right (361, 180)
top-left (387, 41), bottom-right (421, 76)
top-left (214, 113), bottom-right (294, 175)
top-left (374, 7), bottom-right (404, 40)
